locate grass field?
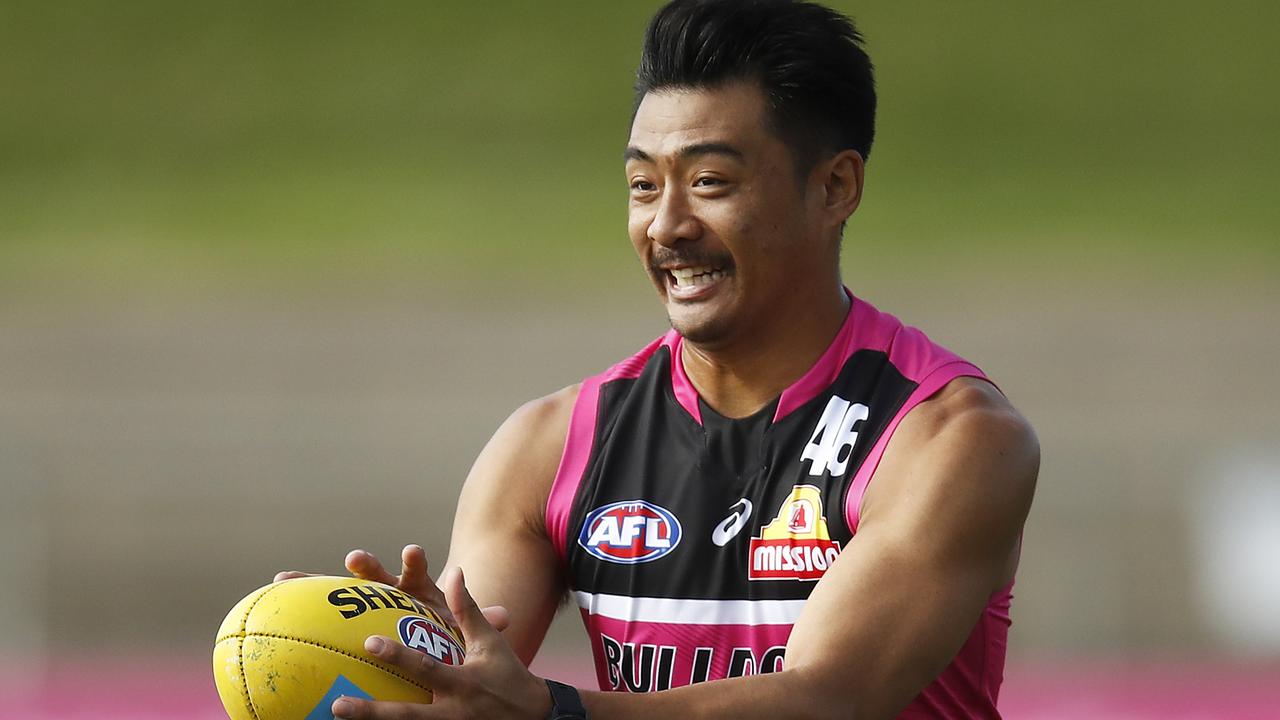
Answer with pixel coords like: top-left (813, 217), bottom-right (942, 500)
top-left (2, 1), bottom-right (1277, 300)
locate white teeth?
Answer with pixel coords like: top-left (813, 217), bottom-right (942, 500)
top-left (671, 266), bottom-right (708, 280)
top-left (670, 266), bottom-right (726, 288)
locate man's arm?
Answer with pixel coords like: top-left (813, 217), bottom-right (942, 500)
top-left (439, 385), bottom-right (579, 664)
top-left (307, 386), bottom-right (578, 663)
top-left (336, 377), bottom-right (1038, 720)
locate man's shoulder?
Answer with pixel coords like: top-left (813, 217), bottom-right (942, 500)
top-left (517, 384), bottom-right (581, 419)
top-left (501, 384), bottom-right (581, 457)
top-left (862, 377), bottom-right (1039, 534)
top-left (496, 326), bottom-right (675, 481)
top-left (849, 295), bottom-right (983, 384)
top-left (582, 331), bottom-right (679, 388)
top-left (905, 377), bottom-right (1032, 444)
top-left (457, 385), bottom-right (581, 541)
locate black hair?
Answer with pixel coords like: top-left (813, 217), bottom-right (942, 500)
top-left (636, 0), bottom-right (876, 173)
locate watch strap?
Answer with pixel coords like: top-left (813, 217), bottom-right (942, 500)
top-left (545, 679), bottom-right (588, 720)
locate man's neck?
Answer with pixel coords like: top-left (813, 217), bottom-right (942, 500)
top-left (681, 285), bottom-right (851, 419)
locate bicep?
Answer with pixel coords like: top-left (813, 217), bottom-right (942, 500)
top-left (784, 382), bottom-right (1038, 718)
top-left (442, 386), bottom-right (579, 665)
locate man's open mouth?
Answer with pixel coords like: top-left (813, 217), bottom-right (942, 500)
top-left (668, 265), bottom-right (730, 289)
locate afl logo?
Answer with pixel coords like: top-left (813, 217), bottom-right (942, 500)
top-left (397, 616), bottom-right (465, 666)
top-left (578, 500), bottom-right (682, 564)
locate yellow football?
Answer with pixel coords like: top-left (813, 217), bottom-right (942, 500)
top-left (213, 576), bottom-right (464, 719)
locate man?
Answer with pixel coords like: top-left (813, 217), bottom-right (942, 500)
top-left (279, 1), bottom-right (1038, 717)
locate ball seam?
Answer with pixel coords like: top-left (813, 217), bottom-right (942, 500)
top-left (243, 632), bottom-right (434, 693)
top-left (237, 585), bottom-right (280, 720)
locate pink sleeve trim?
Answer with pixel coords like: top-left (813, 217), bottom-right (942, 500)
top-left (843, 361), bottom-right (989, 533)
top-left (663, 332), bottom-right (703, 424)
top-left (544, 338), bottom-right (662, 562)
top-left (772, 292), bottom-right (974, 423)
top-left (545, 377), bottom-right (603, 562)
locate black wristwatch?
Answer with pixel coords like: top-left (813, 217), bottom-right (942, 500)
top-left (544, 679), bottom-right (588, 720)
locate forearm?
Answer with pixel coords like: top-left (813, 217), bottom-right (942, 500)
top-left (441, 550), bottom-right (561, 665)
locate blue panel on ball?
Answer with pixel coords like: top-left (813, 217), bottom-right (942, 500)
top-left (305, 675), bottom-right (374, 720)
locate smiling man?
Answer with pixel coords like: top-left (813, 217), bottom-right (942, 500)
top-left (281, 1), bottom-right (1039, 718)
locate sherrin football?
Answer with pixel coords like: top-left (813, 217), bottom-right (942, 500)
top-left (213, 576), bottom-right (465, 719)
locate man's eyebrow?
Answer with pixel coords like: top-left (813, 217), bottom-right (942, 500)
top-left (678, 141), bottom-right (745, 161)
top-left (624, 142), bottom-right (745, 163)
top-left (624, 146), bottom-right (653, 163)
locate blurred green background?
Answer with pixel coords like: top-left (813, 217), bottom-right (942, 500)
top-left (2, 1), bottom-right (1278, 716)
top-left (4, 0), bottom-right (1276, 301)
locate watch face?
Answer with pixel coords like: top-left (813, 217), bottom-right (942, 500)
top-left (545, 679), bottom-right (586, 720)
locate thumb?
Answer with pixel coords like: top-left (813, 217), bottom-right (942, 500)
top-left (443, 566), bottom-right (497, 646)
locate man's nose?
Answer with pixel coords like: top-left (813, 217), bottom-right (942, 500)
top-left (647, 188), bottom-right (702, 247)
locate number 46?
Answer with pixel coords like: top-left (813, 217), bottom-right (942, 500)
top-left (801, 395), bottom-right (868, 477)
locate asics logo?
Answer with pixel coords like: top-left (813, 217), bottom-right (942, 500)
top-left (711, 498), bottom-right (753, 547)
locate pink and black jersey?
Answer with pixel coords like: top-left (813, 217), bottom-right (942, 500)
top-left (545, 293), bottom-right (1013, 719)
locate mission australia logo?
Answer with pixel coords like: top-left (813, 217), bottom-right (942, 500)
top-left (748, 485), bottom-right (841, 581)
top-left (579, 500), bottom-right (682, 564)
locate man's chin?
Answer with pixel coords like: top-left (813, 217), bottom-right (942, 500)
top-left (666, 306), bottom-right (735, 346)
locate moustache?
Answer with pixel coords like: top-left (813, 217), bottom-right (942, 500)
top-left (647, 248), bottom-right (735, 276)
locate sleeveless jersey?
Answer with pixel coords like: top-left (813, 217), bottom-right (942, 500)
top-left (545, 293), bottom-right (1014, 719)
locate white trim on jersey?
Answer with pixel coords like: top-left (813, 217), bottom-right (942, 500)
top-left (574, 590), bottom-right (806, 625)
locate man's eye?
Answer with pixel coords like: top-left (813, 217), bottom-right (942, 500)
top-left (694, 176), bottom-right (723, 187)
top-left (631, 180), bottom-right (657, 193)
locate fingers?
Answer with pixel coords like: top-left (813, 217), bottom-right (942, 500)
top-left (345, 549), bottom-right (400, 587)
top-left (332, 696), bottom-right (444, 720)
top-left (362, 635), bottom-right (460, 693)
top-left (481, 605), bottom-right (511, 633)
top-left (282, 547), bottom-right (462, 636)
top-left (345, 546), bottom-right (458, 630)
top-left (443, 567), bottom-right (496, 645)
top-left (399, 545), bottom-right (457, 628)
top-left (400, 544), bottom-right (430, 590)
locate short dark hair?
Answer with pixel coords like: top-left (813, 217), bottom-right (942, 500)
top-left (636, 0), bottom-right (876, 174)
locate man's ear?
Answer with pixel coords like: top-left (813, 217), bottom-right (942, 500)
top-left (821, 149), bottom-right (865, 227)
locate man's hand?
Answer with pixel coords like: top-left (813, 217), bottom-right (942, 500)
top-left (273, 544), bottom-right (511, 634)
top-left (331, 567), bottom-right (552, 720)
